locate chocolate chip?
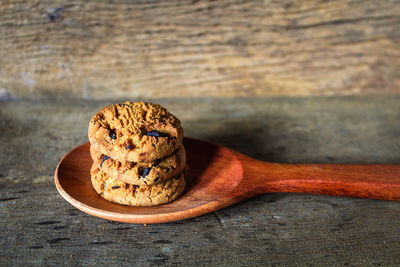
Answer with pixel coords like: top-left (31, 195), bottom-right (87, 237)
top-left (101, 156), bottom-right (110, 167)
top-left (165, 168), bottom-right (170, 173)
top-left (141, 167), bottom-right (151, 178)
top-left (154, 177), bottom-right (160, 182)
top-left (112, 186), bottom-right (120, 189)
top-left (109, 130), bottom-right (117, 139)
top-left (153, 159), bottom-right (161, 167)
top-left (125, 145), bottom-right (133, 150)
top-left (145, 130), bottom-right (168, 137)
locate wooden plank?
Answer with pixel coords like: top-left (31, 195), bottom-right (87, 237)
top-left (1, 96), bottom-right (400, 265)
top-left (1, 0), bottom-right (400, 99)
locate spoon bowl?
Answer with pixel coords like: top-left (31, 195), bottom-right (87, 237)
top-left (55, 137), bottom-right (400, 223)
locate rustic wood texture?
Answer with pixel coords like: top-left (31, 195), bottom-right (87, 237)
top-left (1, 96), bottom-right (400, 265)
top-left (1, 0), bottom-right (400, 100)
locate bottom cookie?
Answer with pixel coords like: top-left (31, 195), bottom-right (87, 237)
top-left (90, 164), bottom-right (186, 207)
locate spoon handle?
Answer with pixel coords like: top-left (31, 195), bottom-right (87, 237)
top-left (248, 162), bottom-right (400, 200)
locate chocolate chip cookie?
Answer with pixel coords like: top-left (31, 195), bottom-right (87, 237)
top-left (88, 101), bottom-right (183, 162)
top-left (90, 144), bottom-right (186, 186)
top-left (90, 164), bottom-right (186, 206)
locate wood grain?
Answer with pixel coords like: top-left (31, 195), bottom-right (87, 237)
top-left (1, 0), bottom-right (400, 99)
top-left (2, 97), bottom-right (400, 265)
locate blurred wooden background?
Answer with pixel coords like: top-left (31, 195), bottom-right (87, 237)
top-left (1, 0), bottom-right (400, 100)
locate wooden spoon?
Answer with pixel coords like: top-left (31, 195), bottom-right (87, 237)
top-left (55, 137), bottom-right (400, 224)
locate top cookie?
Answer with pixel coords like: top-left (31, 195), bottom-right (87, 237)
top-left (88, 101), bottom-right (183, 162)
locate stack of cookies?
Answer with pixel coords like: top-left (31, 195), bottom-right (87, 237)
top-left (88, 101), bottom-right (186, 206)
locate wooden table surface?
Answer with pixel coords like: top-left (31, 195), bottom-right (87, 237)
top-left (1, 96), bottom-right (399, 266)
top-left (1, 0), bottom-right (400, 99)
